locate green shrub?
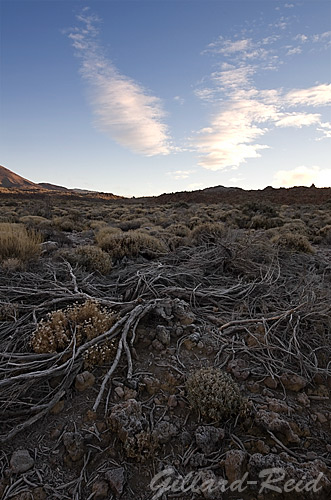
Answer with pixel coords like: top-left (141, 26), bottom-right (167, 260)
top-left (61, 245), bottom-right (112, 274)
top-left (186, 367), bottom-right (244, 421)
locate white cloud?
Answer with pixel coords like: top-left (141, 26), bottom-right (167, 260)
top-left (174, 96), bottom-right (185, 105)
top-left (204, 37), bottom-right (271, 61)
top-left (193, 18), bottom-right (331, 173)
top-left (316, 121), bottom-right (331, 140)
top-left (275, 112), bottom-right (321, 128)
top-left (312, 31), bottom-right (331, 44)
top-left (167, 170), bottom-right (194, 180)
top-left (193, 99), bottom-right (277, 170)
top-left (273, 166), bottom-right (331, 188)
top-left (67, 11), bottom-right (171, 156)
top-left (187, 182), bottom-right (204, 190)
top-left (286, 46), bottom-right (302, 56)
top-left (286, 84), bottom-right (331, 107)
top-left (211, 65), bottom-right (255, 90)
top-left (294, 34), bottom-right (308, 43)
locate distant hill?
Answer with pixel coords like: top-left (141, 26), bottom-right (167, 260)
top-left (0, 165), bottom-right (40, 190)
top-left (0, 165), bottom-right (123, 200)
top-left (0, 164), bottom-right (330, 205)
top-left (142, 184), bottom-right (331, 205)
top-left (38, 182), bottom-right (69, 191)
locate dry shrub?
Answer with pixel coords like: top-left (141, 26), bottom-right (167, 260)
top-left (186, 367), bottom-right (244, 421)
top-left (95, 226), bottom-right (122, 247)
top-left (281, 220), bottom-right (307, 234)
top-left (97, 230), bottom-right (167, 259)
top-left (168, 224), bottom-right (191, 237)
top-left (31, 300), bottom-right (117, 366)
top-left (271, 232), bottom-right (314, 253)
top-left (191, 222), bottom-right (225, 245)
top-left (318, 225), bottom-right (331, 244)
top-left (89, 220), bottom-right (108, 230)
top-left (250, 215), bottom-right (283, 230)
top-left (60, 245), bottom-right (112, 274)
top-left (0, 223), bottom-right (42, 263)
top-left (118, 218), bottom-right (149, 232)
top-left (53, 216), bottom-right (77, 232)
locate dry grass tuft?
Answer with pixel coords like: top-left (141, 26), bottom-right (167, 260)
top-left (271, 232), bottom-right (314, 253)
top-left (97, 229), bottom-right (167, 259)
top-left (0, 223), bottom-right (42, 263)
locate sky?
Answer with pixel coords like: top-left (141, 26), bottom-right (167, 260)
top-left (1, 0), bottom-right (331, 197)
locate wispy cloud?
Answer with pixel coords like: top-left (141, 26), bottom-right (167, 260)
top-left (67, 10), bottom-right (172, 156)
top-left (275, 112), bottom-right (321, 128)
top-left (285, 84), bottom-right (331, 107)
top-left (317, 121), bottom-right (331, 140)
top-left (192, 17), bottom-right (331, 172)
top-left (273, 166), bottom-right (331, 188)
top-left (194, 99), bottom-right (276, 170)
top-left (167, 170), bottom-right (194, 180)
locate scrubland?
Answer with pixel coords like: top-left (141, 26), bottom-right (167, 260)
top-left (0, 193), bottom-right (330, 499)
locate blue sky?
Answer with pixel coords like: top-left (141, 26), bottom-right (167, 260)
top-left (1, 0), bottom-right (330, 196)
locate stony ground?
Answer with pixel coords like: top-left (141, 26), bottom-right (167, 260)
top-left (0, 199), bottom-right (330, 500)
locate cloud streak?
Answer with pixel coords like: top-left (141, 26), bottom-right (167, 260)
top-left (67, 10), bottom-right (171, 156)
top-left (193, 18), bottom-right (331, 171)
top-left (273, 166), bottom-right (331, 188)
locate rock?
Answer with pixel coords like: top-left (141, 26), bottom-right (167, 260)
top-left (10, 450), bottom-right (34, 473)
top-left (198, 469), bottom-right (222, 499)
top-left (92, 480), bottom-right (109, 499)
top-left (156, 325), bottom-right (171, 346)
top-left (195, 426), bottom-right (225, 454)
top-left (109, 399), bottom-right (148, 444)
top-left (263, 376), bottom-right (278, 389)
top-left (153, 420), bottom-right (179, 444)
top-left (151, 339), bottom-right (164, 351)
top-left (31, 487), bottom-right (47, 500)
top-left (105, 467), bottom-right (125, 498)
top-left (297, 392), bottom-right (310, 407)
top-left (227, 359), bottom-right (250, 380)
top-left (174, 326), bottom-right (184, 337)
top-left (143, 376), bottom-right (160, 395)
top-left (255, 410), bottom-right (300, 444)
top-left (123, 387), bottom-right (137, 400)
top-left (182, 338), bottom-right (195, 350)
top-left (85, 410), bottom-right (97, 421)
top-left (40, 241), bottom-right (59, 253)
top-left (50, 426), bottom-right (63, 440)
top-left (267, 398), bottom-right (290, 413)
top-left (316, 412), bottom-right (327, 424)
top-left (75, 371), bottom-right (95, 391)
top-left (247, 381), bottom-right (260, 393)
top-left (172, 299), bottom-right (195, 325)
top-left (190, 452), bottom-right (209, 468)
top-left (167, 395), bottom-right (177, 408)
top-left (63, 432), bottom-right (85, 462)
top-left (255, 440), bottom-right (270, 454)
top-left (224, 449), bottom-right (247, 483)
top-left (50, 400), bottom-right (65, 415)
top-left (248, 453), bottom-right (331, 496)
top-left (280, 373), bottom-right (307, 392)
top-left (115, 386), bottom-right (125, 398)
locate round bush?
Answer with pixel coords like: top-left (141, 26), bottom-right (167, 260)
top-left (186, 367), bottom-right (244, 421)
